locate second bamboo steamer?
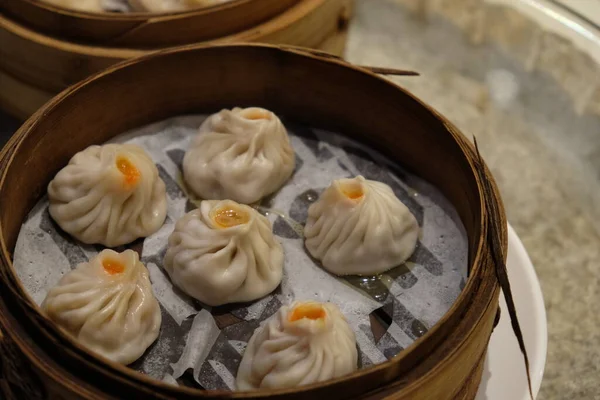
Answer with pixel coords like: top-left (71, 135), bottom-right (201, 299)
top-left (0, 0), bottom-right (353, 119)
top-left (1, 0), bottom-right (301, 45)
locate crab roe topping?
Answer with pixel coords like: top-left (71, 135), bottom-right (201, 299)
top-left (102, 258), bottom-right (126, 275)
top-left (116, 156), bottom-right (140, 187)
top-left (211, 204), bottom-right (250, 228)
top-left (242, 109), bottom-right (271, 121)
top-left (340, 180), bottom-right (364, 200)
top-left (289, 302), bottom-right (327, 322)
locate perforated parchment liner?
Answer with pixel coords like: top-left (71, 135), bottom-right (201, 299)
top-left (13, 115), bottom-right (468, 390)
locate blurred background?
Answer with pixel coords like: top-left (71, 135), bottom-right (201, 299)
top-left (347, 0), bottom-right (600, 399)
top-left (343, 2), bottom-right (600, 399)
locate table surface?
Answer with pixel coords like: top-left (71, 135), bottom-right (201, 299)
top-left (344, 1), bottom-right (599, 399)
top-left (1, 1), bottom-right (598, 399)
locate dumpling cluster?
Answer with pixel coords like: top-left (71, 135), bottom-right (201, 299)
top-left (164, 199), bottom-right (284, 306)
top-left (42, 250), bottom-right (161, 364)
top-left (304, 176), bottom-right (419, 276)
top-left (183, 107), bottom-right (295, 204)
top-left (236, 301), bottom-right (358, 390)
top-left (41, 107), bottom-right (424, 390)
top-left (48, 143), bottom-right (167, 247)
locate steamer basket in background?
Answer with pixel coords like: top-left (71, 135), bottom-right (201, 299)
top-left (0, 0), bottom-right (353, 119)
top-left (0, 44), bottom-right (505, 400)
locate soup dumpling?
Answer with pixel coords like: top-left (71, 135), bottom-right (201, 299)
top-left (42, 250), bottom-right (161, 364)
top-left (48, 144), bottom-right (168, 247)
top-left (183, 107), bottom-right (295, 204)
top-left (164, 199), bottom-right (283, 306)
top-left (304, 176), bottom-right (419, 276)
top-left (236, 301), bottom-right (358, 390)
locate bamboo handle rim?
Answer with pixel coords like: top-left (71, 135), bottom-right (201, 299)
top-left (275, 45), bottom-right (420, 76)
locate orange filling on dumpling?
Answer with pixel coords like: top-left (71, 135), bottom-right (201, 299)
top-left (242, 109), bottom-right (271, 120)
top-left (340, 181), bottom-right (364, 200)
top-left (289, 303), bottom-right (327, 322)
top-left (116, 156), bottom-right (140, 186)
top-left (212, 205), bottom-right (250, 228)
top-left (102, 258), bottom-right (126, 275)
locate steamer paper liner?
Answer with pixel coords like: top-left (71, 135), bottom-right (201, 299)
top-left (13, 115), bottom-right (468, 390)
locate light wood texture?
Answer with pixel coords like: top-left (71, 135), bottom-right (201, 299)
top-left (0, 44), bottom-right (505, 400)
top-left (0, 0), bottom-right (352, 117)
top-left (0, 0), bottom-right (299, 46)
top-left (0, 69), bottom-right (54, 121)
top-left (0, 0), bottom-right (351, 90)
top-left (0, 26), bottom-right (350, 121)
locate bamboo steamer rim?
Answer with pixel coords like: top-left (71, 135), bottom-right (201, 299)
top-left (0, 13), bottom-right (144, 58)
top-left (0, 0), bottom-right (339, 57)
top-left (0, 42), bottom-right (496, 397)
top-left (19, 0), bottom-right (251, 19)
top-left (0, 43), bottom-right (502, 399)
top-left (1, 0), bottom-right (324, 46)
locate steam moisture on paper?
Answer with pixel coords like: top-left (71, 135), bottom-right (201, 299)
top-left (13, 115), bottom-right (468, 389)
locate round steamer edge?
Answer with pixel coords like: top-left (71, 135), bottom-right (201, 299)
top-left (0, 44), bottom-right (504, 400)
top-left (0, 0), bottom-right (353, 120)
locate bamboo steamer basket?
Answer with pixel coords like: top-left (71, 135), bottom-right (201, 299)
top-left (1, 0), bottom-right (301, 45)
top-left (0, 44), bottom-right (505, 400)
top-left (0, 0), bottom-right (353, 119)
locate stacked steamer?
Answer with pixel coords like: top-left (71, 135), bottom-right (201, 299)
top-left (0, 0), bottom-right (353, 119)
top-left (0, 44), bottom-right (506, 400)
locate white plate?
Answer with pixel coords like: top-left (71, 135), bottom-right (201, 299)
top-left (476, 224), bottom-right (547, 400)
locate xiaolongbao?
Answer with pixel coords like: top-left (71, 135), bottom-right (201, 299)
top-left (304, 176), bottom-right (419, 276)
top-left (163, 199), bottom-right (283, 306)
top-left (40, 0), bottom-right (104, 12)
top-left (48, 143), bottom-right (168, 247)
top-left (236, 301), bottom-right (358, 390)
top-left (183, 107), bottom-right (295, 204)
top-left (42, 250), bottom-right (162, 364)
top-left (129, 0), bottom-right (227, 12)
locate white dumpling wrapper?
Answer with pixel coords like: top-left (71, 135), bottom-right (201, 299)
top-left (164, 199), bottom-right (283, 306)
top-left (183, 107), bottom-right (295, 204)
top-left (304, 176), bottom-right (419, 276)
top-left (40, 0), bottom-right (105, 12)
top-left (42, 250), bottom-right (162, 365)
top-left (236, 301), bottom-right (358, 390)
top-left (48, 144), bottom-right (168, 247)
top-left (129, 0), bottom-right (229, 12)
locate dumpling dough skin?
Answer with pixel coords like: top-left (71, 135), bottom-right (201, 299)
top-left (48, 144), bottom-right (167, 247)
top-left (183, 107), bottom-right (295, 204)
top-left (236, 301), bottom-right (358, 390)
top-left (42, 250), bottom-right (161, 365)
top-left (304, 176), bottom-right (419, 276)
top-left (164, 199), bottom-right (283, 306)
